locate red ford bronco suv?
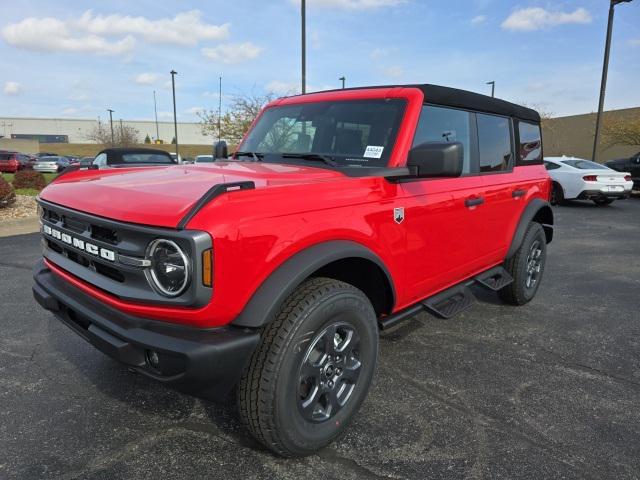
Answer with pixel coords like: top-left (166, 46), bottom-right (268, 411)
top-left (33, 84), bottom-right (552, 457)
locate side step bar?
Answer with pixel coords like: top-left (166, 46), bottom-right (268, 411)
top-left (378, 265), bottom-right (513, 331)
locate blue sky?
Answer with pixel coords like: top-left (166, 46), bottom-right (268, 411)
top-left (1, 0), bottom-right (638, 122)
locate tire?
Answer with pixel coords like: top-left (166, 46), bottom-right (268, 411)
top-left (550, 182), bottom-right (564, 205)
top-left (499, 222), bottom-right (547, 306)
top-left (593, 198), bottom-right (614, 206)
top-left (238, 277), bottom-right (378, 457)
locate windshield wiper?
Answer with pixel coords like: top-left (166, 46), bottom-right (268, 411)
top-left (281, 153), bottom-right (339, 167)
top-left (234, 151), bottom-right (263, 162)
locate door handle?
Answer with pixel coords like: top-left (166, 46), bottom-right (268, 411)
top-left (512, 189), bottom-right (526, 198)
top-left (465, 196), bottom-right (484, 207)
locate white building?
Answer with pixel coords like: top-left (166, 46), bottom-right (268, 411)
top-left (0, 117), bottom-right (211, 145)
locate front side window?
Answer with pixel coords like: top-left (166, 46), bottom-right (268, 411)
top-left (477, 114), bottom-right (512, 173)
top-left (544, 161), bottom-right (561, 170)
top-left (412, 105), bottom-right (472, 174)
top-left (120, 153), bottom-right (174, 164)
top-left (518, 121), bottom-right (542, 163)
top-left (561, 159), bottom-right (608, 170)
top-left (240, 100), bottom-right (406, 167)
top-left (93, 153), bottom-right (107, 167)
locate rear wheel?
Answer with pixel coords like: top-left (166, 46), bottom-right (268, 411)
top-left (550, 182), bottom-right (564, 205)
top-left (499, 222), bottom-right (547, 306)
top-left (238, 277), bottom-right (378, 457)
top-left (593, 197), bottom-right (614, 206)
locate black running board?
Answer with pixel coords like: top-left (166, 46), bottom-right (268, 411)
top-left (378, 265), bottom-right (513, 330)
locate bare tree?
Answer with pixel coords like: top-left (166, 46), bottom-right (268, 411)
top-left (198, 91), bottom-right (277, 145)
top-left (601, 112), bottom-right (640, 147)
top-left (86, 121), bottom-right (140, 146)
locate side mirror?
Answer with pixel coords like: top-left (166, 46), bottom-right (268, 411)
top-left (214, 141), bottom-right (228, 160)
top-left (407, 141), bottom-right (464, 178)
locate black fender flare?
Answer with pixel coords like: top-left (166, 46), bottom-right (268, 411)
top-left (506, 198), bottom-right (554, 259)
top-left (232, 240), bottom-right (396, 328)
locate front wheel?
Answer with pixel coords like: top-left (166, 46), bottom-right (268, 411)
top-left (593, 198), bottom-right (614, 206)
top-left (238, 277), bottom-right (378, 457)
top-left (499, 222), bottom-right (547, 305)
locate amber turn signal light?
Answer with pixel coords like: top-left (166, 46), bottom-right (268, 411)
top-left (202, 249), bottom-right (213, 287)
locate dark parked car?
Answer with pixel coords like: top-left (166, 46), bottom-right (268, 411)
top-left (91, 148), bottom-right (177, 169)
top-left (606, 152), bottom-right (640, 190)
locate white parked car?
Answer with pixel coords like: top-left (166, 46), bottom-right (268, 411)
top-left (195, 154), bottom-right (214, 163)
top-left (544, 156), bottom-right (633, 206)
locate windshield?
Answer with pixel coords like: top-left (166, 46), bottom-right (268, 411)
top-left (119, 152), bottom-right (174, 164)
top-left (561, 159), bottom-right (608, 170)
top-left (240, 99), bottom-right (407, 167)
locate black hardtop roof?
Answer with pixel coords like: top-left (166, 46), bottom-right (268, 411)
top-left (98, 147), bottom-right (172, 156)
top-left (315, 83), bottom-right (541, 124)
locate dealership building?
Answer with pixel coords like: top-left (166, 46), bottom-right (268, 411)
top-left (0, 117), bottom-right (210, 145)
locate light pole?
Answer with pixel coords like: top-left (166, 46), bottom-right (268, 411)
top-left (486, 81), bottom-right (495, 98)
top-left (218, 76), bottom-right (222, 143)
top-left (153, 90), bottom-right (159, 143)
top-left (592, 0), bottom-right (633, 162)
top-left (170, 70), bottom-right (179, 160)
top-left (107, 109), bottom-right (114, 144)
top-left (339, 76), bottom-right (346, 89)
top-left (301, 0), bottom-right (306, 94)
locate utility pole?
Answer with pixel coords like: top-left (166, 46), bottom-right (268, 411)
top-left (592, 0), bottom-right (633, 162)
top-left (170, 70), bottom-right (179, 160)
top-left (301, 0), bottom-right (306, 94)
top-left (153, 90), bottom-right (160, 142)
top-left (486, 81), bottom-right (495, 98)
top-left (107, 109), bottom-right (114, 144)
top-left (339, 76), bottom-right (346, 89)
top-left (218, 76), bottom-right (222, 143)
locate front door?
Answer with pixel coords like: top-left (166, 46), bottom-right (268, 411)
top-left (400, 105), bottom-right (490, 303)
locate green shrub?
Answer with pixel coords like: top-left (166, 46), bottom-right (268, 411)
top-left (12, 170), bottom-right (47, 191)
top-left (0, 176), bottom-right (16, 208)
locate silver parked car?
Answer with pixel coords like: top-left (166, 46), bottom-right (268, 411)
top-left (33, 156), bottom-right (70, 173)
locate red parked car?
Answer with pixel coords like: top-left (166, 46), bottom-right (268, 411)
top-left (0, 151), bottom-right (21, 173)
top-left (33, 84), bottom-right (553, 456)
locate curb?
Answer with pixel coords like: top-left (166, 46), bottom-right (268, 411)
top-left (0, 217), bottom-right (40, 238)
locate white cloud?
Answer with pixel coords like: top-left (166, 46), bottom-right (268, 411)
top-left (629, 38), bottom-right (640, 47)
top-left (266, 81), bottom-right (300, 95)
top-left (186, 106), bottom-right (204, 115)
top-left (157, 111), bottom-right (174, 119)
top-left (383, 65), bottom-right (404, 78)
top-left (3, 81), bottom-right (22, 95)
top-left (471, 15), bottom-right (487, 25)
top-left (370, 47), bottom-right (390, 59)
top-left (502, 7), bottom-right (591, 32)
top-left (75, 10), bottom-right (229, 46)
top-left (201, 42), bottom-right (263, 64)
top-left (135, 73), bottom-right (159, 85)
top-left (61, 107), bottom-right (78, 115)
top-left (290, 0), bottom-right (404, 9)
top-left (1, 10), bottom-right (229, 56)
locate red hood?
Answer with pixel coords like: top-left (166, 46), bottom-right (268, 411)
top-left (40, 162), bottom-right (343, 228)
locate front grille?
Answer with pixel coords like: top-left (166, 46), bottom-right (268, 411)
top-left (39, 199), bottom-right (212, 308)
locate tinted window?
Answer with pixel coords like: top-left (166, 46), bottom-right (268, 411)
top-left (241, 100), bottom-right (406, 167)
top-left (413, 105), bottom-right (472, 174)
top-left (518, 121), bottom-right (542, 163)
top-left (561, 159), bottom-right (608, 170)
top-left (477, 114), bottom-right (512, 173)
top-left (544, 161), bottom-right (561, 170)
top-left (120, 153), bottom-right (174, 164)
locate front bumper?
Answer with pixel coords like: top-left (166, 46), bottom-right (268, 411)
top-left (33, 259), bottom-right (260, 400)
top-left (577, 189), bottom-right (631, 200)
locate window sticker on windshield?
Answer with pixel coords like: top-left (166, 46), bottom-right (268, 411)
top-left (364, 145), bottom-right (384, 159)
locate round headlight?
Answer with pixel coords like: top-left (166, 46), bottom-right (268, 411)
top-left (147, 239), bottom-right (190, 297)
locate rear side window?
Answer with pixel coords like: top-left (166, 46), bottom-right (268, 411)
top-left (413, 105), bottom-right (472, 174)
top-left (518, 121), bottom-right (542, 164)
top-left (477, 114), bottom-right (512, 173)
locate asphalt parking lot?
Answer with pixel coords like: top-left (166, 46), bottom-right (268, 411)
top-left (1, 199), bottom-right (639, 480)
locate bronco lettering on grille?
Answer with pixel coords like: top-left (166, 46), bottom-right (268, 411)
top-left (43, 224), bottom-right (116, 262)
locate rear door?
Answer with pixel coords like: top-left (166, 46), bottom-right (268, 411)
top-left (399, 105), bottom-right (489, 302)
top-left (480, 117), bottom-right (545, 262)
